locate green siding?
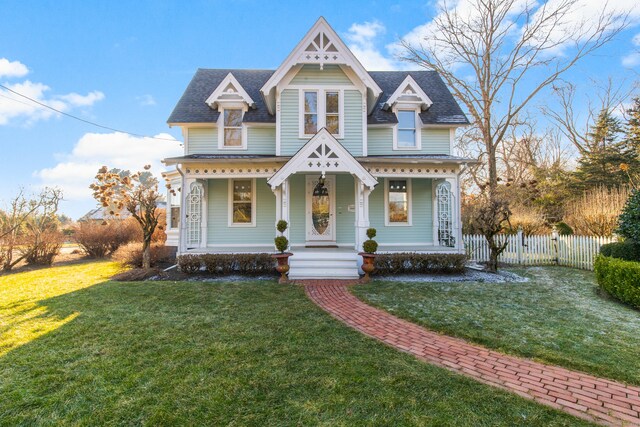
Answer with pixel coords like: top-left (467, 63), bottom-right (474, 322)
top-left (279, 89), bottom-right (363, 156)
top-left (290, 64), bottom-right (352, 85)
top-left (280, 89), bottom-right (300, 156)
top-left (369, 178), bottom-right (433, 244)
top-left (246, 127), bottom-right (276, 154)
top-left (206, 178), bottom-right (275, 246)
top-left (186, 126), bottom-right (276, 155)
top-left (335, 174), bottom-right (355, 245)
top-left (367, 127), bottom-right (393, 155)
top-left (366, 127), bottom-right (451, 155)
top-left (288, 174), bottom-right (305, 245)
top-left (187, 128), bottom-right (217, 155)
top-left (342, 90), bottom-right (363, 156)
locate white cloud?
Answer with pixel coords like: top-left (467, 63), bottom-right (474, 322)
top-left (57, 91), bottom-right (105, 107)
top-left (0, 58), bottom-right (104, 126)
top-left (345, 21), bottom-right (402, 70)
top-left (0, 58), bottom-right (28, 78)
top-left (622, 32), bottom-right (640, 67)
top-left (136, 94), bottom-right (156, 106)
top-left (34, 132), bottom-right (183, 203)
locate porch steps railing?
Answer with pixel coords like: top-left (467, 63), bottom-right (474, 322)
top-left (288, 250), bottom-right (360, 280)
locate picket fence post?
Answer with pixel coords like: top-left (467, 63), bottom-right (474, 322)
top-left (516, 227), bottom-right (524, 265)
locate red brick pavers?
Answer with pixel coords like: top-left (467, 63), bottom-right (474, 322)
top-left (305, 283), bottom-right (640, 426)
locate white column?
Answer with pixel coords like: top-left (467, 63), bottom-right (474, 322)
top-left (354, 177), bottom-right (371, 251)
top-left (273, 185), bottom-right (282, 237)
top-left (446, 176), bottom-right (463, 253)
top-left (281, 178), bottom-right (290, 241)
top-left (179, 176), bottom-right (194, 254)
top-left (432, 179), bottom-right (441, 247)
top-left (200, 180), bottom-right (208, 249)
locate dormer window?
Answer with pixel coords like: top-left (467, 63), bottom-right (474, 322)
top-left (397, 110), bottom-right (417, 148)
top-left (223, 109), bottom-right (243, 147)
top-left (300, 89), bottom-right (343, 138)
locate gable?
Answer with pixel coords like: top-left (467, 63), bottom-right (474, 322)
top-left (290, 64), bottom-right (353, 85)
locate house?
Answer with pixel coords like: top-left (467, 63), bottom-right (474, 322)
top-left (163, 17), bottom-right (471, 279)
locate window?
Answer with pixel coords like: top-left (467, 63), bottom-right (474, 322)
top-left (300, 89), bottom-right (343, 138)
top-left (170, 185), bottom-right (181, 229)
top-left (436, 182), bottom-right (455, 247)
top-left (385, 179), bottom-right (411, 226)
top-left (186, 182), bottom-right (203, 247)
top-left (303, 91), bottom-right (318, 135)
top-left (325, 91), bottom-right (339, 135)
top-left (397, 110), bottom-right (417, 148)
top-left (223, 109), bottom-right (243, 147)
top-left (229, 179), bottom-right (255, 226)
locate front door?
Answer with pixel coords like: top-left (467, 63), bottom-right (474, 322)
top-left (305, 175), bottom-right (336, 245)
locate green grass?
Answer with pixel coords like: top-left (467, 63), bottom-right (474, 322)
top-left (0, 261), bottom-right (589, 426)
top-left (353, 266), bottom-right (640, 387)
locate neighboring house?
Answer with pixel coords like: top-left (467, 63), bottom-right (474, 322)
top-left (163, 17), bottom-right (472, 279)
top-left (79, 202), bottom-right (166, 223)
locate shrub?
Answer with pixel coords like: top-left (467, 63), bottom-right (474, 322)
top-left (274, 236), bottom-right (289, 253)
top-left (600, 241), bottom-right (640, 262)
top-left (565, 186), bottom-right (631, 237)
top-left (74, 220), bottom-right (138, 258)
top-left (366, 228), bottom-right (376, 239)
top-left (276, 220), bottom-right (288, 234)
top-left (594, 255), bottom-right (640, 309)
top-left (177, 254), bottom-right (202, 273)
top-left (374, 253), bottom-right (467, 275)
top-left (506, 204), bottom-right (548, 236)
top-left (112, 242), bottom-right (175, 268)
top-left (618, 189), bottom-right (640, 242)
top-left (362, 240), bottom-right (378, 254)
top-left (23, 229), bottom-right (64, 266)
top-left (555, 222), bottom-right (574, 235)
top-left (202, 253), bottom-right (275, 276)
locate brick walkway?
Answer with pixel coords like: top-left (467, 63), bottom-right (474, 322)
top-left (305, 283), bottom-right (640, 426)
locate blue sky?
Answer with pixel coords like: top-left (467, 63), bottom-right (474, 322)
top-left (1, 0), bottom-right (639, 218)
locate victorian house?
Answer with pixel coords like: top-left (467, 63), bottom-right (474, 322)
top-left (163, 17), bottom-right (471, 279)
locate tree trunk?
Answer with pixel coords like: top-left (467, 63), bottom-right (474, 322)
top-left (142, 239), bottom-right (151, 270)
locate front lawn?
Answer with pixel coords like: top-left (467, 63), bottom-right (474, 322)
top-left (354, 266), bottom-right (640, 387)
top-left (0, 261), bottom-right (588, 425)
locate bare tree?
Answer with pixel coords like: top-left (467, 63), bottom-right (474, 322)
top-left (90, 166), bottom-right (162, 269)
top-left (402, 0), bottom-right (627, 271)
top-left (0, 187), bottom-right (63, 271)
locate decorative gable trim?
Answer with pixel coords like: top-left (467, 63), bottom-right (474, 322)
top-left (267, 128), bottom-right (377, 189)
top-left (383, 75), bottom-right (433, 111)
top-left (261, 17), bottom-right (382, 115)
top-left (206, 73), bottom-right (256, 110)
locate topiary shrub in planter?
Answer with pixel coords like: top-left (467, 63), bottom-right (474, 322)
top-left (600, 241), bottom-right (640, 262)
top-left (272, 220), bottom-right (292, 283)
top-left (374, 253), bottom-right (467, 275)
top-left (177, 254), bottom-right (201, 274)
top-left (359, 228), bottom-right (378, 282)
top-left (594, 255), bottom-right (640, 309)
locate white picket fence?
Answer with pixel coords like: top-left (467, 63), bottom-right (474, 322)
top-left (463, 231), bottom-right (616, 270)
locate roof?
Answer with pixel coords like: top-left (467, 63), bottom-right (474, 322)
top-left (167, 69), bottom-right (469, 126)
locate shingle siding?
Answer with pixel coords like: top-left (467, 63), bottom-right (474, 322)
top-left (290, 64), bottom-right (352, 85)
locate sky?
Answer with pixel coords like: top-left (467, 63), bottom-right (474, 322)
top-left (1, 0), bottom-right (639, 219)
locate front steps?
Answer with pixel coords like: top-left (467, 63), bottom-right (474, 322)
top-left (288, 249), bottom-right (360, 279)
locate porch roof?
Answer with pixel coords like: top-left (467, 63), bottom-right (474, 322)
top-left (163, 154), bottom-right (288, 165)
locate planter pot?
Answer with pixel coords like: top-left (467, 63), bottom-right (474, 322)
top-left (358, 252), bottom-right (376, 283)
top-left (272, 253), bottom-right (293, 284)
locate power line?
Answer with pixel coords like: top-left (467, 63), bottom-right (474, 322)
top-left (0, 83), bottom-right (180, 142)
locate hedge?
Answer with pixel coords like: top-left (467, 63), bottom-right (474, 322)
top-left (599, 241), bottom-right (640, 262)
top-left (594, 255), bottom-right (640, 309)
top-left (374, 253), bottom-right (467, 275)
top-left (177, 253), bottom-right (276, 276)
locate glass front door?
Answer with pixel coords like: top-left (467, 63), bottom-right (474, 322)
top-left (306, 175), bottom-right (336, 243)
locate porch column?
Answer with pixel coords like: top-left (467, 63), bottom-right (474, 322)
top-left (199, 180), bottom-right (208, 249)
top-left (273, 185), bottom-right (282, 237)
top-left (281, 178), bottom-right (290, 241)
top-left (354, 177), bottom-right (371, 251)
top-left (446, 176), bottom-right (464, 253)
top-left (179, 174), bottom-right (189, 254)
top-left (432, 179), bottom-right (442, 247)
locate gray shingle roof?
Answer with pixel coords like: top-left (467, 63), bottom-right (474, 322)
top-left (167, 69), bottom-right (469, 126)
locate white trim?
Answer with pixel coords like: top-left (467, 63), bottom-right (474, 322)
top-left (305, 175), bottom-right (336, 244)
top-left (298, 88), bottom-right (344, 139)
top-left (392, 108), bottom-right (422, 151)
top-left (383, 75), bottom-right (432, 111)
top-left (227, 178), bottom-right (257, 227)
top-left (384, 178), bottom-right (412, 227)
top-left (268, 128), bottom-right (377, 189)
top-left (449, 127), bottom-right (456, 155)
top-left (206, 72), bottom-right (255, 109)
top-left (260, 17), bottom-right (382, 115)
top-left (275, 92), bottom-right (281, 156)
top-left (217, 106), bottom-right (248, 150)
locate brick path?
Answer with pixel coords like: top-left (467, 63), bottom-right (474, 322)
top-left (304, 283), bottom-right (640, 426)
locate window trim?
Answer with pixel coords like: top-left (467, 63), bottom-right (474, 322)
top-left (217, 105), bottom-right (248, 150)
top-left (384, 178), bottom-right (412, 227)
top-left (298, 88), bottom-right (344, 139)
top-left (228, 178), bottom-right (257, 227)
top-left (392, 106), bottom-right (421, 151)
